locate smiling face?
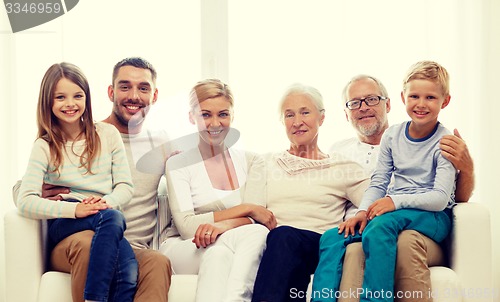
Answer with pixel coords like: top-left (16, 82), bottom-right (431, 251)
top-left (51, 77), bottom-right (86, 132)
top-left (282, 93), bottom-right (325, 150)
top-left (344, 78), bottom-right (390, 144)
top-left (107, 65), bottom-right (158, 134)
top-left (402, 79), bottom-right (450, 137)
top-left (189, 96), bottom-right (233, 147)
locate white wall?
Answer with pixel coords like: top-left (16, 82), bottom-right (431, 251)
top-left (226, 0), bottom-right (484, 155)
top-left (0, 2), bottom-right (202, 301)
top-left (1, 5), bottom-right (14, 301)
top-left (481, 0), bottom-right (500, 294)
top-left (1, 1), bottom-right (499, 301)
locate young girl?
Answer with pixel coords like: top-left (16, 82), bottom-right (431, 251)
top-left (16, 62), bottom-right (136, 302)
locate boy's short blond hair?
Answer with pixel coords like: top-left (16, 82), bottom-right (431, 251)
top-left (403, 61), bottom-right (450, 96)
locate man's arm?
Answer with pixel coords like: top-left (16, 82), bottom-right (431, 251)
top-left (12, 180), bottom-right (68, 203)
top-left (440, 128), bottom-right (475, 202)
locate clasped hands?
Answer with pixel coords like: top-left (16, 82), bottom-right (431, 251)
top-left (76, 196), bottom-right (111, 218)
top-left (41, 183), bottom-right (110, 218)
top-left (338, 196), bottom-right (395, 237)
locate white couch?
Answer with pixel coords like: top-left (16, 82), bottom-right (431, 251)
top-left (4, 202), bottom-right (492, 302)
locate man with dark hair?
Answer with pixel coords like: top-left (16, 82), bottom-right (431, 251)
top-left (15, 57), bottom-right (172, 302)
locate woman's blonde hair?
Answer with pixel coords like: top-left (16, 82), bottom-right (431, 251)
top-left (37, 62), bottom-right (100, 175)
top-left (189, 79), bottom-right (234, 112)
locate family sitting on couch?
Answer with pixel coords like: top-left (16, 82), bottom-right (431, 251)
top-left (13, 57), bottom-right (474, 302)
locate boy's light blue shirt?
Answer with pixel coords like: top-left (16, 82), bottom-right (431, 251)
top-left (359, 121), bottom-right (457, 212)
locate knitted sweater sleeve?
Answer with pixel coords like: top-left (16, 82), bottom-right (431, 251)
top-left (241, 152), bottom-right (267, 207)
top-left (16, 139), bottom-right (77, 219)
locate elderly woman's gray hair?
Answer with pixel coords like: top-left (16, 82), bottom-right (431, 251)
top-left (279, 83), bottom-right (325, 120)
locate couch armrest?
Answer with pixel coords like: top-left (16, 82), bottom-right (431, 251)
top-left (449, 202), bottom-right (492, 302)
top-left (152, 176), bottom-right (170, 250)
top-left (4, 208), bottom-right (46, 302)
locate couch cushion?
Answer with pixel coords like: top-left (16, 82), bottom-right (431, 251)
top-left (38, 272), bottom-right (72, 302)
top-left (33, 267), bottom-right (460, 302)
top-left (429, 266), bottom-right (462, 302)
top-left (37, 271), bottom-right (198, 302)
top-left (169, 274), bottom-right (198, 302)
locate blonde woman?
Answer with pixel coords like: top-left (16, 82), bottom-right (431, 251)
top-left (160, 79), bottom-right (275, 302)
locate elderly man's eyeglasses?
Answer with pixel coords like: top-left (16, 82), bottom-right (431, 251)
top-left (345, 96), bottom-right (387, 110)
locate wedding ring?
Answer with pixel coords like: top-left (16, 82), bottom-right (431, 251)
top-left (205, 232), bottom-right (211, 236)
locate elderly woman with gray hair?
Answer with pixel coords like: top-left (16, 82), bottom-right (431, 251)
top-left (251, 84), bottom-right (370, 302)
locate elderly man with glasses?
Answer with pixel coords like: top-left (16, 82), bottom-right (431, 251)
top-left (329, 74), bottom-right (475, 302)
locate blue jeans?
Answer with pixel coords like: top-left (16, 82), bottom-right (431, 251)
top-left (48, 208), bottom-right (138, 302)
top-left (252, 226), bottom-right (321, 302)
top-left (311, 209), bottom-right (451, 302)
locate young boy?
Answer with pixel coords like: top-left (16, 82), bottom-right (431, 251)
top-left (311, 61), bottom-right (457, 302)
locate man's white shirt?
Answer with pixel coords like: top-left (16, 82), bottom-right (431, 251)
top-left (329, 137), bottom-right (380, 219)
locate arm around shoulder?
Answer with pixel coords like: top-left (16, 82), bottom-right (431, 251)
top-left (454, 168), bottom-right (474, 202)
top-left (440, 128), bottom-right (475, 202)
